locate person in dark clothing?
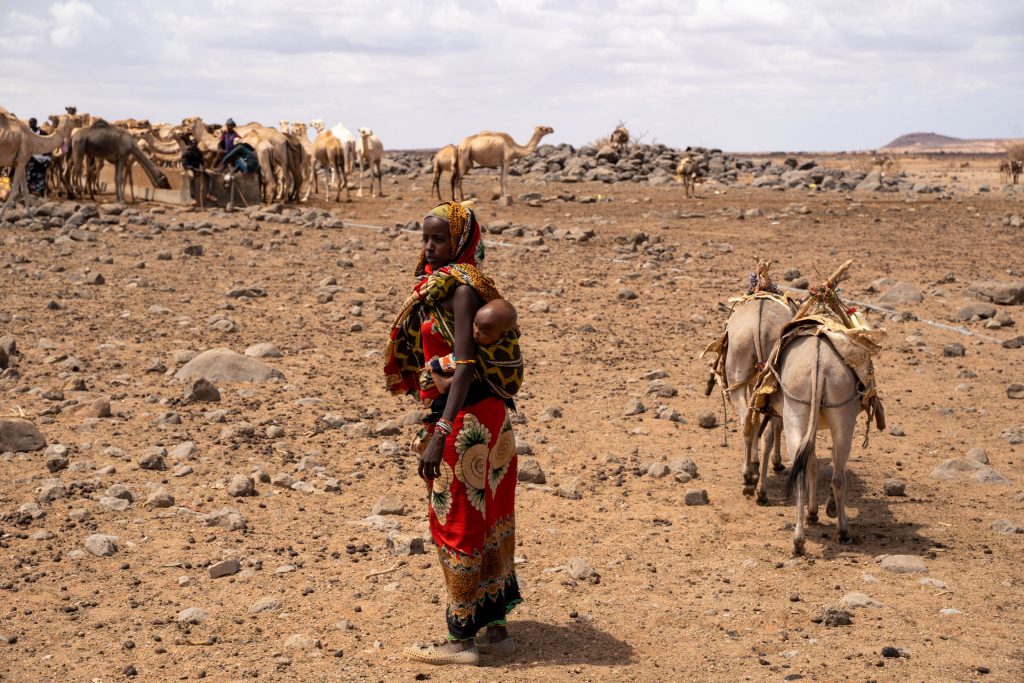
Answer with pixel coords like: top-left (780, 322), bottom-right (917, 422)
top-left (181, 135), bottom-right (213, 204)
top-left (26, 117), bottom-right (51, 196)
top-left (218, 118), bottom-right (241, 155)
top-left (219, 142), bottom-right (259, 175)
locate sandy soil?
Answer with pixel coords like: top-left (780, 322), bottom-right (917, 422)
top-left (1, 157), bottom-right (1023, 682)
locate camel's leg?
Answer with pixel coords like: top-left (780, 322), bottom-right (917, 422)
top-left (827, 406), bottom-right (856, 543)
top-left (341, 162), bottom-right (350, 203)
top-left (772, 417), bottom-right (785, 471)
top-left (375, 161), bottom-right (383, 197)
top-left (450, 170), bottom-right (457, 202)
top-left (113, 161), bottom-right (123, 203)
top-left (500, 161), bottom-right (511, 205)
top-left (431, 170), bottom-right (439, 200)
top-left (357, 155), bottom-right (364, 197)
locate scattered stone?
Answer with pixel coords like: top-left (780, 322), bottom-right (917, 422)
top-left (46, 451), bottom-right (69, 472)
top-left (967, 280), bottom-right (1024, 305)
top-left (818, 606), bottom-right (853, 627)
top-left (878, 283), bottom-right (923, 306)
top-left (37, 480), bottom-right (66, 503)
top-left (839, 592), bottom-right (884, 609)
top-left (518, 458), bottom-right (546, 484)
top-left (930, 457), bottom-right (1010, 485)
top-left (966, 448), bottom-right (989, 464)
top-left (175, 348), bottom-right (284, 383)
top-left (228, 475), bottom-right (255, 497)
top-left (284, 634), bottom-right (322, 652)
top-left (66, 398), bottom-right (112, 419)
top-left (244, 342), bottom-right (282, 358)
top-left (881, 646), bottom-right (901, 658)
top-left (270, 473), bottom-right (294, 488)
top-left (386, 529), bottom-right (425, 556)
top-left (668, 458), bottom-right (698, 477)
top-left (623, 399), bottom-right (646, 416)
top-left (684, 489), bottom-right (709, 506)
top-left (0, 418), bottom-right (46, 452)
top-left (1007, 383), bottom-right (1024, 400)
top-left (202, 507), bottom-right (247, 531)
top-left (176, 607), bottom-right (208, 624)
top-left (185, 378), bottom-right (221, 403)
top-left (137, 447), bottom-right (167, 471)
top-left (249, 597), bottom-right (282, 613)
top-left (372, 494), bottom-right (405, 516)
top-left (566, 557), bottom-right (599, 582)
top-left (208, 558), bottom-right (241, 578)
top-left (84, 534), bottom-right (117, 557)
top-left (880, 555), bottom-right (927, 574)
top-left (99, 496), bottom-right (131, 512)
top-left (943, 342), bottom-right (966, 358)
top-left (990, 519), bottom-right (1023, 534)
top-left (952, 302), bottom-right (996, 321)
top-left (169, 441), bottom-right (197, 460)
top-left (145, 489), bottom-right (175, 508)
top-left (882, 478), bottom-right (905, 496)
top-left (647, 462), bottom-right (671, 478)
top-left (697, 411), bottom-right (718, 429)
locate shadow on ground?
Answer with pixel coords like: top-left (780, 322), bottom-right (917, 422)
top-left (758, 460), bottom-right (934, 557)
top-left (504, 619), bottom-right (634, 667)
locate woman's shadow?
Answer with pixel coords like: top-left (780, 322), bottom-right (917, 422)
top-left (502, 619), bottom-right (634, 666)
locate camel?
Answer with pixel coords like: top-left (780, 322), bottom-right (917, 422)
top-left (235, 122), bottom-right (292, 202)
top-left (356, 127), bottom-right (384, 197)
top-left (1011, 160), bottom-right (1023, 185)
top-left (330, 122), bottom-right (357, 178)
top-left (288, 122), bottom-right (318, 199)
top-left (70, 120), bottom-right (170, 203)
top-left (312, 130), bottom-right (350, 202)
top-left (768, 334), bottom-right (862, 555)
top-left (675, 154), bottom-right (698, 198)
top-left (455, 125), bottom-right (554, 204)
top-left (610, 122), bottom-right (629, 153)
top-left (431, 144), bottom-right (459, 201)
top-left (0, 107), bottom-right (75, 217)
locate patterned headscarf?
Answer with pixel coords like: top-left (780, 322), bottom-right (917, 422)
top-left (416, 201), bottom-right (485, 276)
top-left (385, 202), bottom-right (500, 397)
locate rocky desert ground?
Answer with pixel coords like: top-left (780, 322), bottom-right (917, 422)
top-left (2, 156), bottom-right (1024, 683)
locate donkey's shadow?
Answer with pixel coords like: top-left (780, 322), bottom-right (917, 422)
top-left (757, 458), bottom-right (933, 557)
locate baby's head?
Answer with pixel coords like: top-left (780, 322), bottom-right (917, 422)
top-left (473, 299), bottom-right (517, 346)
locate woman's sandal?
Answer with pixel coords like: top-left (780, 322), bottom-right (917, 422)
top-left (475, 636), bottom-right (516, 656)
top-left (404, 641), bottom-right (480, 666)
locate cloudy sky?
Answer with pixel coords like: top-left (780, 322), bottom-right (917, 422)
top-left (2, 0), bottom-right (1022, 151)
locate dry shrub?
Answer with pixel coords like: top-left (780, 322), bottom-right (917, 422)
top-left (1006, 143), bottom-right (1024, 162)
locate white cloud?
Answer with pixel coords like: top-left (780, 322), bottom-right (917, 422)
top-left (0, 0), bottom-right (1020, 150)
top-left (48, 0), bottom-right (110, 48)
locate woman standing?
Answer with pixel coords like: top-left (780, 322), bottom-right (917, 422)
top-left (385, 201), bottom-right (522, 666)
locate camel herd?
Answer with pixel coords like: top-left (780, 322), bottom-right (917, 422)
top-left (0, 104), bottom-right (558, 215)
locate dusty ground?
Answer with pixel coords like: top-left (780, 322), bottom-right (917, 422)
top-left (1, 157), bottom-right (1023, 683)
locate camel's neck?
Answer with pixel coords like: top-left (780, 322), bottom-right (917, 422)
top-left (512, 131), bottom-right (547, 158)
top-left (26, 128), bottom-right (65, 156)
top-left (130, 144), bottom-right (167, 187)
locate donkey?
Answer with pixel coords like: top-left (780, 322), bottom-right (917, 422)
top-left (726, 296), bottom-right (797, 503)
top-left (766, 334), bottom-right (862, 556)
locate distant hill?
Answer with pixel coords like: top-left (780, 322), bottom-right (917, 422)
top-left (882, 132), bottom-right (1024, 154)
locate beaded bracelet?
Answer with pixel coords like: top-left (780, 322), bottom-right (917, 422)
top-left (455, 359), bottom-right (477, 366)
top-left (435, 419), bottom-right (454, 436)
